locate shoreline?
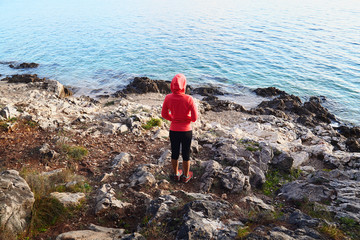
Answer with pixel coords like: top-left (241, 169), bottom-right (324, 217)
top-left (1, 60), bottom-right (358, 127)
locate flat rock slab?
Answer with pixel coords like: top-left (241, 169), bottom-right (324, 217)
top-left (50, 192), bottom-right (86, 206)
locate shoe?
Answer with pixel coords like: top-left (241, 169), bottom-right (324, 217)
top-left (173, 169), bottom-right (183, 181)
top-left (181, 171), bottom-right (193, 183)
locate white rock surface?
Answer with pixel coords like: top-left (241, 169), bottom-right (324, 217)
top-left (0, 170), bottom-right (35, 234)
top-left (50, 192), bottom-right (86, 206)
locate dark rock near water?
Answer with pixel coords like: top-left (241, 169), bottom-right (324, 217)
top-left (336, 126), bottom-right (360, 138)
top-left (9, 62), bottom-right (39, 69)
top-left (118, 77), bottom-right (172, 95)
top-left (253, 93), bottom-right (337, 126)
top-left (115, 77), bottom-right (192, 96)
top-left (192, 86), bottom-right (225, 96)
top-left (303, 98), bottom-right (336, 123)
top-left (253, 87), bottom-right (287, 97)
top-left (202, 95), bottom-right (245, 112)
top-left (258, 94), bottom-right (302, 112)
top-left (345, 138), bottom-right (360, 152)
top-left (2, 74), bottom-right (45, 83)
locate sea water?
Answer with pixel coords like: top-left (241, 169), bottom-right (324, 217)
top-left (0, 0), bottom-right (359, 125)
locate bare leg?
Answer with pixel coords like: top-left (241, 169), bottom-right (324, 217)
top-left (183, 161), bottom-right (190, 177)
top-left (171, 159), bottom-right (179, 175)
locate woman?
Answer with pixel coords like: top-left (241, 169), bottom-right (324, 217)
top-left (161, 74), bottom-right (198, 183)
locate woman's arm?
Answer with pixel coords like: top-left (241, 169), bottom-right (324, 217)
top-left (161, 97), bottom-right (173, 121)
top-left (190, 98), bottom-right (198, 122)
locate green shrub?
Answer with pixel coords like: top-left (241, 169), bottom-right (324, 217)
top-left (25, 120), bottom-right (38, 128)
top-left (262, 169), bottom-right (302, 196)
top-left (8, 117), bottom-right (17, 123)
top-left (339, 217), bottom-right (360, 239)
top-left (62, 145), bottom-right (88, 161)
top-left (18, 169), bottom-right (90, 238)
top-left (104, 101), bottom-right (115, 107)
top-left (238, 139), bottom-right (262, 152)
top-left (28, 196), bottom-right (66, 235)
top-left (319, 224), bottom-right (347, 240)
top-left (237, 226), bottom-right (251, 239)
top-left (0, 122), bottom-right (8, 131)
top-left (142, 118), bottom-right (162, 130)
top-left (300, 201), bottom-right (333, 221)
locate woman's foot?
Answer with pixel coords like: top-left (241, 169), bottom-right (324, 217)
top-left (181, 171), bottom-right (193, 183)
top-left (173, 169), bottom-right (183, 181)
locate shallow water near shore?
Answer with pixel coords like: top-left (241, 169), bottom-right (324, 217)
top-left (0, 0), bottom-right (359, 125)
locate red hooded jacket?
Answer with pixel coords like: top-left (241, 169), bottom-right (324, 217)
top-left (161, 74), bottom-right (198, 131)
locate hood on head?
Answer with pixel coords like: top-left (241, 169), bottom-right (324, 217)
top-left (171, 74), bottom-right (186, 94)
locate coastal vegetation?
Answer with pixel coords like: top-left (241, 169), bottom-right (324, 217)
top-left (142, 117), bottom-right (162, 130)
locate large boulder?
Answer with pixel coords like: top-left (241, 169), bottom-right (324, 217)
top-left (0, 170), bottom-right (35, 234)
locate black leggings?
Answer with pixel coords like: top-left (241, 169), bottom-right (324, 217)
top-left (170, 130), bottom-right (192, 161)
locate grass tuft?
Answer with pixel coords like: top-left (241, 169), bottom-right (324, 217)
top-left (142, 118), bottom-right (162, 130)
top-left (104, 101), bottom-right (115, 107)
top-left (237, 226), bottom-right (251, 239)
top-left (61, 144), bottom-right (88, 161)
top-left (28, 196), bottom-right (66, 235)
top-left (319, 224), bottom-right (347, 240)
top-left (262, 169), bottom-right (302, 196)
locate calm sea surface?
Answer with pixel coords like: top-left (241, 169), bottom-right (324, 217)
top-left (0, 0), bottom-right (359, 125)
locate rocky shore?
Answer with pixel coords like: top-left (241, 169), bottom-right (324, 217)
top-left (1, 73), bottom-right (360, 239)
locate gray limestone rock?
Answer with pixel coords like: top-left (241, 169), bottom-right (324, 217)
top-left (240, 196), bottom-right (274, 212)
top-left (176, 200), bottom-right (236, 240)
top-left (157, 149), bottom-right (170, 166)
top-left (95, 184), bottom-right (131, 215)
top-left (39, 143), bottom-right (59, 161)
top-left (0, 170), bottom-right (35, 234)
top-left (220, 166), bottom-right (251, 193)
top-left (280, 180), bottom-right (335, 202)
top-left (0, 105), bottom-right (19, 119)
top-left (129, 165), bottom-right (157, 188)
top-left (112, 152), bottom-right (131, 169)
top-left (200, 160), bottom-right (222, 193)
top-left (271, 152), bottom-right (294, 172)
top-left (43, 79), bottom-right (73, 98)
top-left (147, 194), bottom-right (178, 223)
top-left (288, 210), bottom-right (320, 228)
top-left (249, 165), bottom-right (266, 189)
